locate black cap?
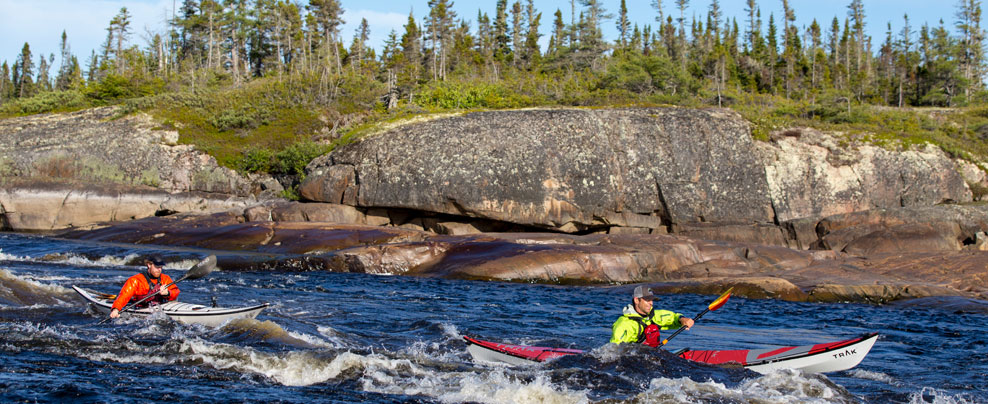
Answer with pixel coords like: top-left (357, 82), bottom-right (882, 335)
top-left (146, 254), bottom-right (166, 267)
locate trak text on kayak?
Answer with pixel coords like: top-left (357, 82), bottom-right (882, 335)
top-left (832, 349), bottom-right (857, 359)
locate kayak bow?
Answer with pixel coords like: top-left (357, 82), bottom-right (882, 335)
top-left (464, 332), bottom-right (879, 374)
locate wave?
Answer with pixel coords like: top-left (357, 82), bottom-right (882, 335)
top-left (0, 249), bottom-right (207, 272)
top-left (435, 371), bottom-right (590, 404)
top-left (908, 387), bottom-right (983, 404)
top-left (219, 318), bottom-right (342, 349)
top-left (643, 369), bottom-right (859, 403)
top-left (0, 268), bottom-right (77, 306)
top-left (847, 368), bottom-right (899, 385)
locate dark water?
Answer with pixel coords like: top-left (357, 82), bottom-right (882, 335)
top-left (1, 232), bottom-right (986, 403)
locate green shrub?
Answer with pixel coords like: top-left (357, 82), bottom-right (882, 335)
top-left (414, 81), bottom-right (528, 110)
top-left (237, 148), bottom-right (275, 173)
top-left (275, 141), bottom-right (330, 176)
top-left (210, 105), bottom-right (271, 131)
top-left (0, 90), bottom-right (90, 116)
top-left (87, 74), bottom-right (137, 101)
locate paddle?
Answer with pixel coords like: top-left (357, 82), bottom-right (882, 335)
top-left (98, 255), bottom-right (217, 324)
top-left (660, 287), bottom-right (733, 346)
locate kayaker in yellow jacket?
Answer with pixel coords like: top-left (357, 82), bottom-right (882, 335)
top-left (611, 286), bottom-right (693, 347)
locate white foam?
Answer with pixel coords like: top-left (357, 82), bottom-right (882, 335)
top-left (908, 387), bottom-right (981, 404)
top-left (643, 369), bottom-right (853, 404)
top-left (63, 253), bottom-right (140, 268)
top-left (436, 371), bottom-right (590, 404)
top-left (4, 321), bottom-right (83, 341)
top-left (0, 249), bottom-right (27, 261)
top-left (176, 340), bottom-right (404, 386)
top-left (439, 322), bottom-right (460, 339)
top-left (847, 368), bottom-right (899, 385)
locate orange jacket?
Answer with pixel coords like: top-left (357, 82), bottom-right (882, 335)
top-left (111, 272), bottom-right (180, 311)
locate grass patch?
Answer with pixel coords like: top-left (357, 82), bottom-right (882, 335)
top-left (730, 91), bottom-right (988, 162)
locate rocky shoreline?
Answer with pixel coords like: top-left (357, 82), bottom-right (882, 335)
top-left (3, 106), bottom-right (988, 303)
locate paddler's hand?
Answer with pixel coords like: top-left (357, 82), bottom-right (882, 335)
top-left (109, 308), bottom-right (120, 318)
top-left (681, 317), bottom-right (695, 330)
top-left (159, 288), bottom-right (170, 297)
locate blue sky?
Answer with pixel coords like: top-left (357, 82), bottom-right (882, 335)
top-left (0, 0), bottom-right (965, 69)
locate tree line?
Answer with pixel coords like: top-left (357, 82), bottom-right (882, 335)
top-left (1, 0), bottom-right (986, 113)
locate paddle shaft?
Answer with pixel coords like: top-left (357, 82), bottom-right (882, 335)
top-left (660, 287), bottom-right (733, 346)
top-left (659, 306), bottom-right (710, 346)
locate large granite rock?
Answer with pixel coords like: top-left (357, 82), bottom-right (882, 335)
top-left (0, 107), bottom-right (287, 231)
top-left (0, 107), bottom-right (277, 196)
top-left (0, 181), bottom-right (251, 231)
top-left (300, 109), bottom-right (972, 244)
top-left (301, 108), bottom-right (775, 233)
top-left (757, 128), bottom-right (972, 223)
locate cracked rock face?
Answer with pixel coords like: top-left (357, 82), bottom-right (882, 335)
top-left (302, 109), bottom-right (973, 237)
top-left (0, 107), bottom-right (260, 196)
top-left (0, 107), bottom-right (280, 231)
top-left (757, 128), bottom-right (972, 223)
top-left (301, 107), bottom-right (776, 232)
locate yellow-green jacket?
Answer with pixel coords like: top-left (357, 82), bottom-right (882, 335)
top-left (610, 304), bottom-right (686, 344)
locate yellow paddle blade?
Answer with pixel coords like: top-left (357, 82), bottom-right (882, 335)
top-left (93, 292), bottom-right (117, 300)
top-left (707, 287), bottom-right (733, 311)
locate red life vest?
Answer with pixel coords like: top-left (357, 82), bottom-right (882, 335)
top-left (631, 310), bottom-right (663, 347)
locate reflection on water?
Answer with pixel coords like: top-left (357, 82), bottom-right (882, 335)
top-left (0, 232), bottom-right (985, 403)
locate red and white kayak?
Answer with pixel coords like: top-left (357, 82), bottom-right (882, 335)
top-left (464, 332), bottom-right (879, 374)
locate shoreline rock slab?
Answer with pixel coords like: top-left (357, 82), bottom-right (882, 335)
top-left (54, 212), bottom-right (988, 303)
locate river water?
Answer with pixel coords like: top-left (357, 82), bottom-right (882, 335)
top-left (0, 232), bottom-right (985, 403)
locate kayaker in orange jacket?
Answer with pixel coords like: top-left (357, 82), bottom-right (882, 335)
top-left (109, 255), bottom-right (180, 318)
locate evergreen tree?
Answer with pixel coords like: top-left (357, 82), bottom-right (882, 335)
top-left (399, 11), bottom-right (423, 88)
top-left (523, 0), bottom-right (542, 67)
top-left (0, 62), bottom-right (12, 103)
top-left (897, 14), bottom-right (917, 106)
top-left (616, 0), bottom-right (630, 48)
top-left (847, 0), bottom-right (865, 70)
top-left (109, 7), bottom-right (132, 73)
top-left (808, 19), bottom-right (822, 89)
top-left (350, 18), bottom-right (370, 71)
top-left (578, 0), bottom-right (609, 66)
top-left (766, 13), bottom-right (778, 91)
top-left (781, 0), bottom-right (796, 98)
top-left (36, 54), bottom-right (53, 93)
top-left (426, 0), bottom-right (456, 80)
top-left (494, 0), bottom-right (511, 62)
top-left (956, 0), bottom-right (986, 100)
top-left (744, 0), bottom-right (759, 53)
top-left (16, 43), bottom-right (34, 98)
top-left (651, 0), bottom-right (663, 26)
top-left (308, 0), bottom-right (345, 76)
top-left (549, 9), bottom-right (566, 56)
top-left (511, 1), bottom-right (523, 66)
top-left (55, 31), bottom-right (74, 90)
top-left (675, 0), bottom-right (689, 72)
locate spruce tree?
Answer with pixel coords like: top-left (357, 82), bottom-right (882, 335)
top-left (16, 43), bottom-right (34, 98)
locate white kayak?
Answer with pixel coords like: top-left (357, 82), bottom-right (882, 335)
top-left (73, 285), bottom-right (268, 327)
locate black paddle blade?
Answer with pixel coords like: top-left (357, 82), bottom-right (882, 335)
top-left (183, 255), bottom-right (217, 281)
